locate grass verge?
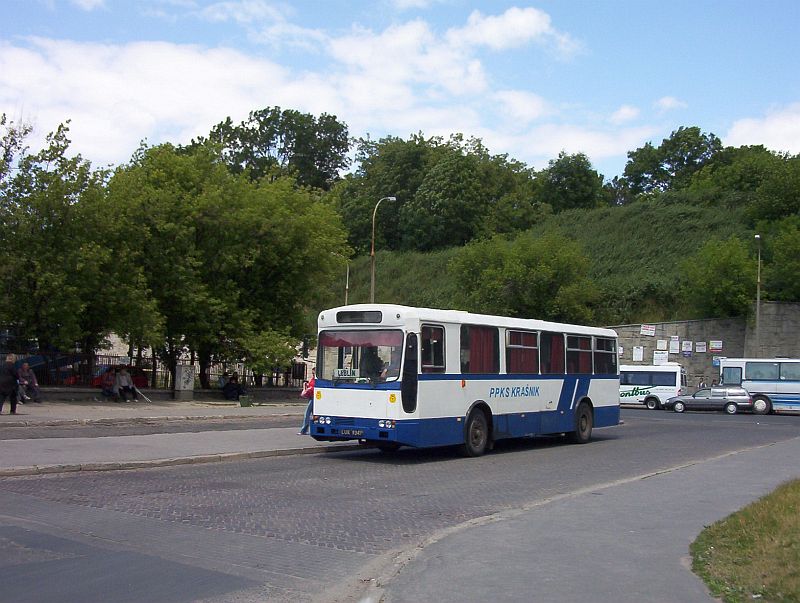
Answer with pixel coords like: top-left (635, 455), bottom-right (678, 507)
top-left (691, 479), bottom-right (800, 602)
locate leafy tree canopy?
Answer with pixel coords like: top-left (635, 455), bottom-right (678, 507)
top-left (624, 126), bottom-right (722, 195)
top-left (197, 106), bottom-right (350, 190)
top-left (680, 236), bottom-right (756, 318)
top-left (449, 232), bottom-right (599, 323)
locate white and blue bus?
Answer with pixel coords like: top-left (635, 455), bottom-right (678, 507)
top-left (310, 304), bottom-right (620, 456)
top-left (720, 357), bottom-right (800, 415)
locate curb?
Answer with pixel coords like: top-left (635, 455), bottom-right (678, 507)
top-left (0, 443), bottom-right (364, 477)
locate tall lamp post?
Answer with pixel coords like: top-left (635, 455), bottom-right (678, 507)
top-left (370, 196), bottom-right (396, 303)
top-left (755, 234), bottom-right (762, 357)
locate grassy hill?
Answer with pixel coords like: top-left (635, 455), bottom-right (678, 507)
top-left (321, 201), bottom-right (752, 326)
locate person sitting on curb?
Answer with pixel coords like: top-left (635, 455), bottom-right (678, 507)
top-left (115, 366), bottom-right (138, 402)
top-left (100, 367), bottom-right (118, 401)
top-left (17, 362), bottom-right (42, 403)
top-left (222, 373), bottom-right (245, 401)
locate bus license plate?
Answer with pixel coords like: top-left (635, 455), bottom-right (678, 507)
top-left (340, 428), bottom-right (364, 436)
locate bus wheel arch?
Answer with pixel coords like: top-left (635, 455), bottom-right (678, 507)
top-left (569, 399), bottom-right (593, 444)
top-left (461, 402), bottom-right (492, 457)
top-left (752, 395), bottom-right (772, 415)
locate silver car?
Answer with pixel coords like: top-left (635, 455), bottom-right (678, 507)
top-left (663, 386), bottom-right (753, 414)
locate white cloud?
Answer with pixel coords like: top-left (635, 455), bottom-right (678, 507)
top-left (726, 103), bottom-right (800, 154)
top-left (329, 21), bottom-right (487, 96)
top-left (654, 96), bottom-right (687, 113)
top-left (70, 0), bottom-right (106, 10)
top-left (446, 7), bottom-right (580, 56)
top-left (1, 8), bottom-right (644, 176)
top-left (494, 90), bottom-right (551, 125)
top-left (609, 104), bottom-right (639, 125)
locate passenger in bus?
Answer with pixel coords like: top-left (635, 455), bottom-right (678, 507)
top-left (360, 347), bottom-right (384, 382)
top-left (381, 353), bottom-right (402, 380)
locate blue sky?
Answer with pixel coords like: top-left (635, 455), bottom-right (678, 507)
top-left (2, 0), bottom-right (799, 179)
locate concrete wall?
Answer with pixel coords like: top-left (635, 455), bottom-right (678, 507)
top-left (744, 302), bottom-right (800, 358)
top-left (611, 318), bottom-right (745, 388)
top-left (611, 301), bottom-right (800, 388)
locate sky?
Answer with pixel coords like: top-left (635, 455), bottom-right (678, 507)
top-left (2, 0), bottom-right (799, 180)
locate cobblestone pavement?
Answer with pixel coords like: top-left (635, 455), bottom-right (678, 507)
top-left (1, 411), bottom-right (798, 601)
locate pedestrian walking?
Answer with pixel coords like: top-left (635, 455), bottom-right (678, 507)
top-left (0, 354), bottom-right (19, 415)
top-left (298, 368), bottom-right (315, 435)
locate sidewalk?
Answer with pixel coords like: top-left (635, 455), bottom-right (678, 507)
top-left (0, 399), bottom-right (360, 477)
top-left (377, 436), bottom-right (800, 603)
top-left (0, 397), bottom-right (303, 426)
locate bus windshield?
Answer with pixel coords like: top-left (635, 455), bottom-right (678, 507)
top-left (318, 329), bottom-right (404, 384)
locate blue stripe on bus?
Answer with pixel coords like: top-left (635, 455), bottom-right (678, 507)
top-left (311, 403), bottom-right (621, 448)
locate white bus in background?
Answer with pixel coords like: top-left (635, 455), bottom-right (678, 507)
top-left (719, 357), bottom-right (800, 415)
top-left (619, 363), bottom-right (687, 410)
top-left (310, 304), bottom-right (621, 456)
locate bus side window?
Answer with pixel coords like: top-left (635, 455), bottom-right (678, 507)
top-left (421, 325), bottom-right (446, 373)
top-left (540, 332), bottom-right (565, 374)
top-left (460, 325), bottom-right (499, 374)
top-left (722, 367), bottom-right (742, 385)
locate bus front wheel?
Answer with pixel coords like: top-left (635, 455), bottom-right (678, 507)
top-left (752, 396), bottom-right (771, 415)
top-left (645, 397), bottom-right (659, 410)
top-left (461, 409), bottom-right (489, 457)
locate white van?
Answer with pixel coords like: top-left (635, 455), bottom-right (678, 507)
top-left (619, 363), bottom-right (687, 409)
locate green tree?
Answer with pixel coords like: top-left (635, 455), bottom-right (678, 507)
top-left (680, 237), bottom-right (755, 318)
top-left (449, 232), bottom-right (599, 323)
top-left (400, 149), bottom-right (486, 250)
top-left (0, 122), bottom-right (151, 354)
top-left (624, 126), bottom-right (722, 195)
top-left (107, 142), bottom-right (349, 386)
top-left (763, 217), bottom-right (800, 301)
top-left (537, 151), bottom-right (605, 213)
top-left (203, 106), bottom-right (350, 189)
top-left (746, 155), bottom-right (800, 222)
top-left (331, 133), bottom-right (442, 253)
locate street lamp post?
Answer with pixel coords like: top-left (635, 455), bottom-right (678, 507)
top-left (755, 234), bottom-right (762, 357)
top-left (345, 261), bottom-right (350, 305)
top-left (370, 196), bottom-right (396, 303)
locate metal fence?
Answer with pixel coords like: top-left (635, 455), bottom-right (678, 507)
top-left (2, 351), bottom-right (310, 389)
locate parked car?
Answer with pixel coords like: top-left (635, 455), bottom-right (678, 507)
top-left (663, 386), bottom-right (753, 414)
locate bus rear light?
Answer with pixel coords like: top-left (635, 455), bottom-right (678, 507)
top-left (378, 420), bottom-right (395, 429)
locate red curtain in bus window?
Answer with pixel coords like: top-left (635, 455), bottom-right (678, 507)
top-left (549, 334), bottom-right (565, 374)
top-left (468, 326), bottom-right (499, 373)
top-left (578, 337), bottom-right (592, 373)
top-left (508, 348), bottom-right (538, 373)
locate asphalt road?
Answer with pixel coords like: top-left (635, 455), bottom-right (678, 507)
top-left (0, 409), bottom-right (798, 602)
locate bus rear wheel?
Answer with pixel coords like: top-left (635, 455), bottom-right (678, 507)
top-left (569, 402), bottom-right (593, 444)
top-left (461, 409), bottom-right (488, 457)
top-left (752, 396), bottom-right (771, 415)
